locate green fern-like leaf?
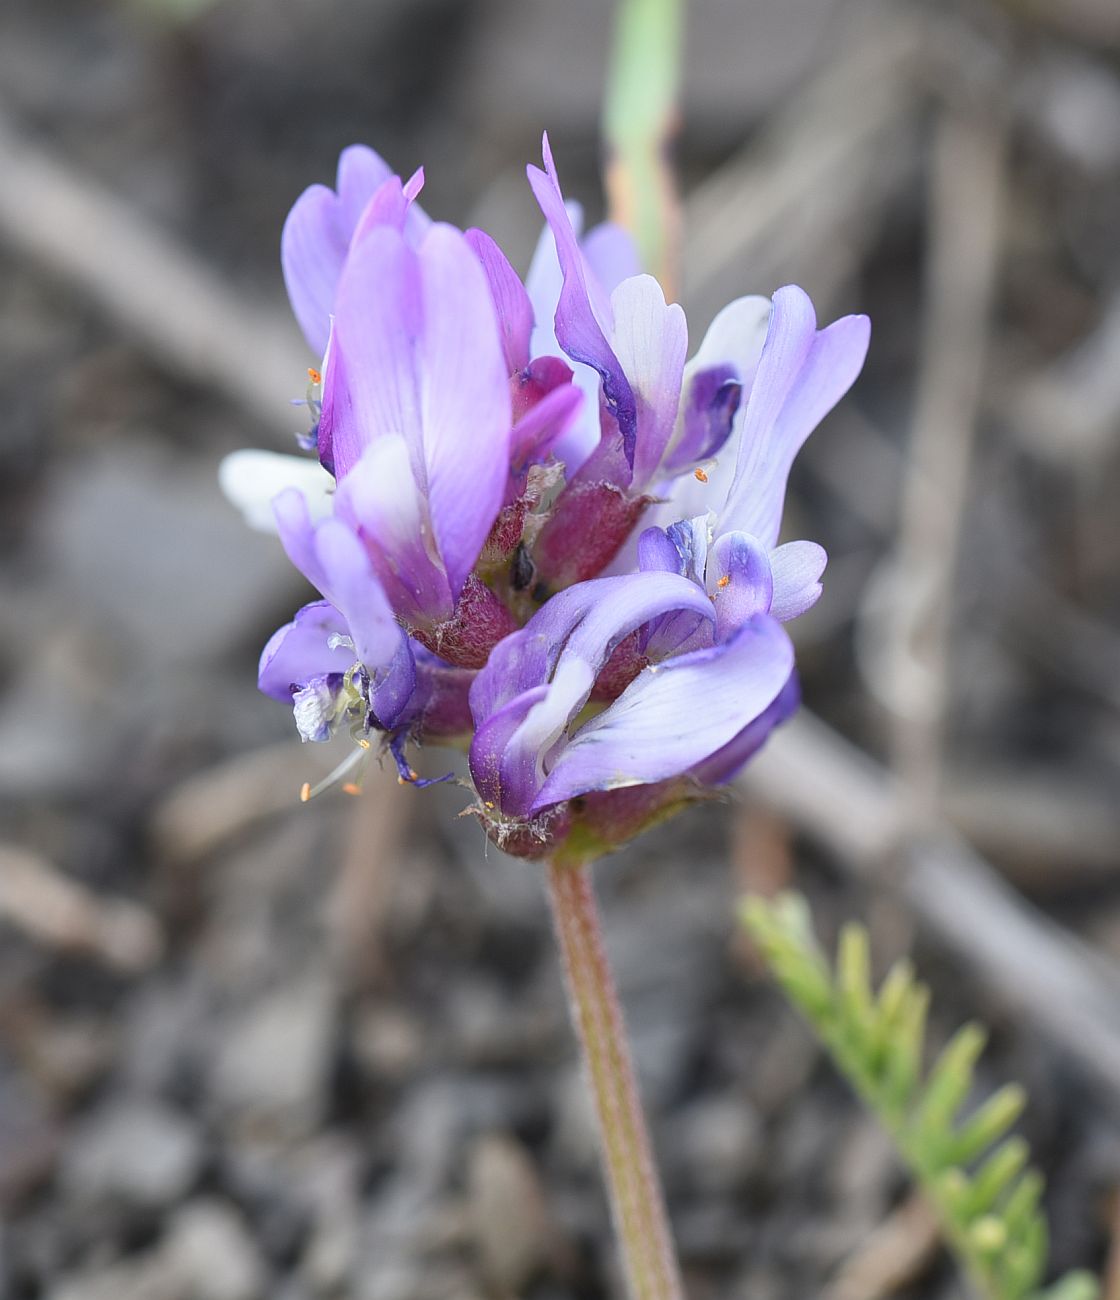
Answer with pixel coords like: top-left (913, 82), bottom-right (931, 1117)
top-left (740, 892), bottom-right (1099, 1300)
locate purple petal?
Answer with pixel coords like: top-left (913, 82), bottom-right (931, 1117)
top-left (465, 228), bottom-right (533, 374)
top-left (273, 485), bottom-right (330, 595)
top-left (707, 531), bottom-right (774, 639)
top-left (610, 275), bottom-right (689, 489)
top-left (719, 286), bottom-right (870, 547)
top-left (415, 224), bottom-right (513, 597)
top-left (333, 434), bottom-right (453, 626)
top-left (636, 522), bottom-right (710, 656)
top-left (637, 526), bottom-right (682, 575)
top-left (313, 519), bottom-right (407, 672)
top-left (281, 145), bottom-right (431, 359)
top-left (531, 615), bottom-right (794, 810)
top-left (320, 226), bottom-right (423, 482)
top-left (660, 366), bottom-right (741, 476)
top-left (258, 600), bottom-right (354, 702)
top-left (271, 487), bottom-right (409, 680)
top-left (509, 370), bottom-right (583, 473)
top-left (369, 635), bottom-right (417, 729)
top-left (470, 572), bottom-right (716, 815)
top-left (323, 220), bottom-right (512, 599)
top-left (769, 540), bottom-right (827, 621)
top-left (469, 686), bottom-right (549, 808)
top-left (281, 146), bottom-right (394, 357)
top-left (526, 136), bottom-right (637, 466)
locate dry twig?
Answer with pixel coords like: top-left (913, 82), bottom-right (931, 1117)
top-left (741, 710), bottom-right (1120, 1100)
top-left (0, 844), bottom-right (163, 973)
top-left (0, 104), bottom-right (307, 431)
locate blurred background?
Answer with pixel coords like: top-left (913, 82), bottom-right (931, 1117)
top-left (1, 0), bottom-right (1119, 1295)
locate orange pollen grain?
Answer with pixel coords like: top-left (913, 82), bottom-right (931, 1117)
top-left (717, 574), bottom-right (731, 589)
top-left (299, 782), bottom-right (312, 803)
top-left (693, 467), bottom-right (709, 482)
top-left (342, 782), bottom-right (362, 796)
top-left (307, 367), bottom-right (322, 385)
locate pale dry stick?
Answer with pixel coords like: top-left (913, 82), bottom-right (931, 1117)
top-left (0, 105), bottom-right (308, 431)
top-left (681, 8), bottom-right (926, 323)
top-left (1005, 290), bottom-right (1120, 469)
top-left (740, 710), bottom-right (1120, 1100)
top-left (150, 741), bottom-right (338, 868)
top-left (878, 106), bottom-right (1008, 823)
top-left (825, 1192), bottom-right (942, 1300)
top-left (0, 844), bottom-right (163, 973)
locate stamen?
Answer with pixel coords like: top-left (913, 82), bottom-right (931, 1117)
top-left (300, 745), bottom-right (367, 802)
top-left (342, 782), bottom-right (362, 796)
top-left (307, 367), bottom-right (322, 385)
top-left (693, 467), bottom-right (709, 483)
top-left (717, 574), bottom-right (731, 589)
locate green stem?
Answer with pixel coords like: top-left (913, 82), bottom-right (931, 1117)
top-left (603, 0), bottom-right (685, 295)
top-left (547, 859), bottom-right (685, 1300)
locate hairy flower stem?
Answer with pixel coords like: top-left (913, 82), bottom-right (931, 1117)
top-left (546, 859), bottom-right (685, 1300)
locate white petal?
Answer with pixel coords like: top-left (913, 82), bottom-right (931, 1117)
top-left (219, 450), bottom-right (334, 534)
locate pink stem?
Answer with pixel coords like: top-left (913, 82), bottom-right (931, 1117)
top-left (547, 858), bottom-right (685, 1300)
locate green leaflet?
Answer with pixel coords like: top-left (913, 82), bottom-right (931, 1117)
top-left (741, 892), bottom-right (1099, 1300)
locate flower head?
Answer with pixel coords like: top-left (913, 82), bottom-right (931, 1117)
top-left (222, 136), bottom-right (869, 852)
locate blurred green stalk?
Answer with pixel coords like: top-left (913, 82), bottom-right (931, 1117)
top-left (603, 0), bottom-right (684, 296)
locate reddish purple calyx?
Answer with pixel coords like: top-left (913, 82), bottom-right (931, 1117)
top-left (416, 573), bottom-right (520, 669)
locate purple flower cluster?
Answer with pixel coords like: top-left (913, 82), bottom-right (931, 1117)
top-left (222, 136), bottom-right (869, 858)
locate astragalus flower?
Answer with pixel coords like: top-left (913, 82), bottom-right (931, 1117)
top-left (222, 137), bottom-right (868, 839)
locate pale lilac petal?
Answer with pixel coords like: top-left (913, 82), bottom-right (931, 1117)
top-left (336, 144), bottom-right (395, 228)
top-left (707, 531), bottom-right (774, 639)
top-left (258, 601), bottom-right (354, 701)
top-left (719, 286), bottom-right (870, 547)
top-left (465, 228), bottom-right (533, 374)
top-left (609, 275), bottom-right (688, 488)
top-left (273, 486), bottom-right (329, 594)
top-left (282, 185), bottom-right (346, 357)
top-left (581, 222), bottom-right (642, 295)
top-left (416, 224), bottom-right (513, 598)
top-left (644, 295), bottom-right (770, 526)
top-left (531, 615), bottom-right (795, 810)
top-left (312, 519), bottom-right (406, 672)
top-left (690, 670), bottom-right (800, 785)
top-left (769, 540), bottom-right (827, 621)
